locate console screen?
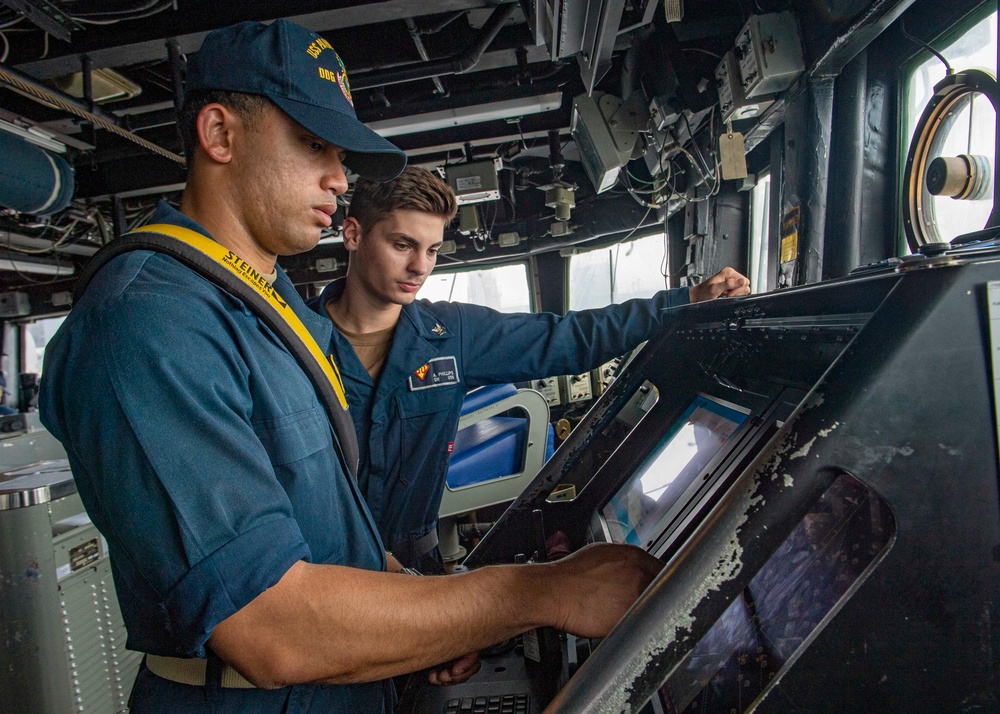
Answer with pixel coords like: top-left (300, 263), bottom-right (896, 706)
top-left (601, 395), bottom-right (749, 547)
top-left (657, 472), bottom-right (895, 713)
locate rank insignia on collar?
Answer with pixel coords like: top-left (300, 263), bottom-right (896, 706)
top-left (431, 323), bottom-right (446, 336)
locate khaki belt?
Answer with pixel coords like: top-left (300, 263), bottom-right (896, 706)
top-left (145, 654), bottom-right (257, 689)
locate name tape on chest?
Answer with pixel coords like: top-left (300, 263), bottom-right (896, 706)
top-left (408, 356), bottom-right (460, 391)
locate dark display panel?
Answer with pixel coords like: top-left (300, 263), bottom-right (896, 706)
top-left (463, 254), bottom-right (998, 714)
top-left (659, 473), bottom-right (895, 713)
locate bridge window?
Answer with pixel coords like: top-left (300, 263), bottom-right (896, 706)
top-left (22, 315), bottom-right (65, 376)
top-left (419, 263), bottom-right (532, 313)
top-left (749, 172), bottom-right (772, 294)
top-left (568, 232), bottom-right (668, 311)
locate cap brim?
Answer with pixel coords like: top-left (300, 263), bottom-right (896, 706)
top-left (272, 96), bottom-right (407, 182)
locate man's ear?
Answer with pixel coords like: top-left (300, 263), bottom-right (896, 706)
top-left (196, 103), bottom-right (238, 164)
top-left (342, 216), bottom-right (363, 252)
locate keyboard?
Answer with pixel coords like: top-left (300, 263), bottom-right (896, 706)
top-left (445, 693), bottom-right (530, 714)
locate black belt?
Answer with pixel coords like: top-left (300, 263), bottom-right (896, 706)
top-left (392, 528), bottom-right (439, 566)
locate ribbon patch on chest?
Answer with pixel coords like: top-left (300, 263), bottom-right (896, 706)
top-left (408, 356), bottom-right (460, 391)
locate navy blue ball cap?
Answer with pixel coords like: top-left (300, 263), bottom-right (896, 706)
top-left (186, 19), bottom-right (406, 181)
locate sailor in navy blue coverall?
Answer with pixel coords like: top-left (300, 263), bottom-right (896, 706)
top-left (314, 278), bottom-right (694, 567)
top-left (42, 202), bottom-right (392, 713)
top-left (315, 167), bottom-right (751, 570)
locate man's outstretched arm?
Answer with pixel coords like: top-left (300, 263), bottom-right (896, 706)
top-left (208, 542), bottom-right (662, 688)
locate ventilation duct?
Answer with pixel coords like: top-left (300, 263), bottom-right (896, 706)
top-left (0, 130), bottom-right (74, 216)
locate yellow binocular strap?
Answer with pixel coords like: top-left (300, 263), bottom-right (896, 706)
top-left (73, 223), bottom-right (359, 478)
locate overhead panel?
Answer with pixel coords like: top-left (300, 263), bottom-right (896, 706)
top-left (533, 0), bottom-right (580, 59)
top-left (534, 0), bottom-right (656, 93)
top-left (577, 0), bottom-right (627, 94)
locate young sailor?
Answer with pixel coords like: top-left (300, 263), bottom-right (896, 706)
top-left (315, 165), bottom-right (751, 570)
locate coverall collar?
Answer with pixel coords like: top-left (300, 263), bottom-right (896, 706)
top-left (316, 278), bottom-right (455, 400)
top-left (152, 201), bottom-right (299, 290)
top-left (316, 277), bottom-right (454, 342)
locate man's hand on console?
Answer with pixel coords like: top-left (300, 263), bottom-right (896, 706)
top-left (208, 542), bottom-right (662, 687)
top-left (542, 542), bottom-right (663, 639)
top-left (689, 267), bottom-right (751, 303)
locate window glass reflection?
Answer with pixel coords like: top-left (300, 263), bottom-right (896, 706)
top-left (419, 263), bottom-right (531, 313)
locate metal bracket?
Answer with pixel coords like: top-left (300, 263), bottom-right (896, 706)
top-left (0, 0), bottom-right (79, 43)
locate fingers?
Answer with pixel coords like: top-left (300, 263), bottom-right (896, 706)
top-left (631, 545), bottom-right (666, 581)
top-left (712, 267), bottom-right (750, 296)
top-left (384, 552), bottom-right (405, 573)
top-left (548, 543), bottom-right (663, 638)
top-left (689, 267), bottom-right (751, 302)
top-left (720, 269), bottom-right (751, 296)
top-left (428, 651), bottom-right (482, 686)
top-left (721, 276), bottom-right (750, 296)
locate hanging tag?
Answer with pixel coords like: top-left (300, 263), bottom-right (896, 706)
top-left (719, 121), bottom-right (748, 181)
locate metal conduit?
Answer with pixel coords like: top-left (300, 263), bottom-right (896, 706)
top-left (405, 17), bottom-right (447, 96)
top-left (350, 3), bottom-right (516, 91)
top-left (0, 62), bottom-right (185, 165)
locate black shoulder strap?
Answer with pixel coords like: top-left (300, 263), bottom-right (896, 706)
top-left (73, 224), bottom-right (360, 479)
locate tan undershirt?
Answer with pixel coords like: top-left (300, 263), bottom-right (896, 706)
top-left (328, 311), bottom-right (396, 380)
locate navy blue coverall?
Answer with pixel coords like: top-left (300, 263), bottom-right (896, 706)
top-left (41, 203), bottom-right (390, 714)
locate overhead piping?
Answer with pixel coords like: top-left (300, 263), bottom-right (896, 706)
top-left (405, 17), bottom-right (447, 96)
top-left (351, 3), bottom-right (516, 91)
top-left (0, 129), bottom-right (74, 215)
top-left (418, 11), bottom-right (465, 35)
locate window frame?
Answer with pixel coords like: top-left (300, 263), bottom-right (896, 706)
top-left (748, 171), bottom-right (772, 294)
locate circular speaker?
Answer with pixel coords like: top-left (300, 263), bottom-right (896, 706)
top-left (902, 70), bottom-right (997, 251)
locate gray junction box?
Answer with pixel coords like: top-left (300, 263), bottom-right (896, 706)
top-left (735, 12), bottom-right (804, 99)
top-left (446, 160), bottom-right (501, 205)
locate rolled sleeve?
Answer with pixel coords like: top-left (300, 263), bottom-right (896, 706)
top-left (165, 517), bottom-right (309, 655)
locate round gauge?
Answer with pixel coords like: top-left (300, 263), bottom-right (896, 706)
top-left (902, 70), bottom-right (997, 251)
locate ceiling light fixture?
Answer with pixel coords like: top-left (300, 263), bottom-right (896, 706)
top-left (0, 119), bottom-right (66, 154)
top-left (368, 92), bottom-right (563, 138)
top-left (0, 256), bottom-right (75, 276)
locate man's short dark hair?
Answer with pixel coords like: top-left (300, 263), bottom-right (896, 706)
top-left (349, 166), bottom-right (458, 230)
top-left (178, 89), bottom-right (272, 163)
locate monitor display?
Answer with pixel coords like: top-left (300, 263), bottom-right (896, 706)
top-left (658, 472), bottom-right (895, 713)
top-left (602, 395), bottom-right (749, 548)
top-left (572, 103), bottom-right (619, 193)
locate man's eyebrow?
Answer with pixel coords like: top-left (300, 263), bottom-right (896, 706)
top-left (390, 233), bottom-right (444, 248)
